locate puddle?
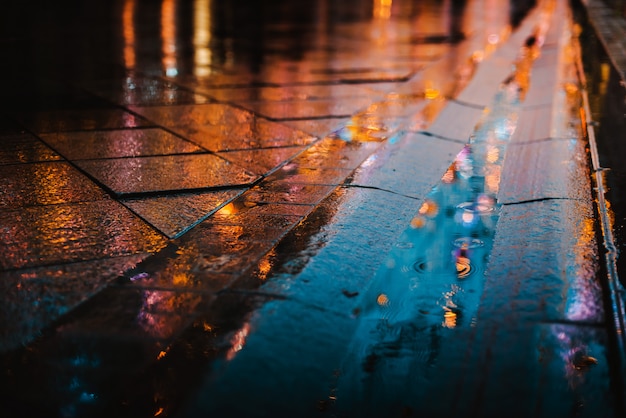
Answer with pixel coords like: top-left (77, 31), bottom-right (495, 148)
top-left (329, 39), bottom-right (538, 414)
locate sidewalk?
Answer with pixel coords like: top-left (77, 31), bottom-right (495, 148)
top-left (0, 0), bottom-right (624, 417)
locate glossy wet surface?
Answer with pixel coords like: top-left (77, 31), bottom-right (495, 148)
top-left (1, 0), bottom-right (624, 416)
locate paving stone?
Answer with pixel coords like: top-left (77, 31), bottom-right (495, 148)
top-left (498, 138), bottom-right (591, 204)
top-left (0, 133), bottom-right (61, 165)
top-left (510, 105), bottom-right (554, 143)
top-left (0, 255), bottom-right (147, 351)
top-left (244, 182), bottom-right (336, 205)
top-left (424, 101), bottom-right (484, 142)
top-left (237, 97), bottom-right (373, 120)
top-left (289, 137), bottom-right (381, 170)
top-left (211, 200), bottom-right (314, 219)
top-left (131, 103), bottom-right (255, 128)
top-left (0, 162), bottom-right (107, 208)
top-left (83, 76), bottom-right (212, 106)
top-left (39, 128), bottom-right (202, 160)
top-left (269, 165), bottom-right (352, 185)
top-left (216, 146), bottom-right (305, 175)
top-left (122, 190), bottom-right (243, 238)
top-left (13, 108), bottom-right (153, 133)
top-left (481, 198), bottom-right (602, 323)
top-left (131, 105), bottom-right (315, 151)
top-left (197, 84), bottom-right (372, 103)
top-left (0, 200), bottom-right (167, 270)
top-left (75, 154), bottom-right (259, 195)
top-left (53, 286), bottom-right (202, 340)
top-left (282, 118), bottom-right (349, 137)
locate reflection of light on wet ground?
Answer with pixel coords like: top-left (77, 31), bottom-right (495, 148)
top-left (193, 0), bottom-right (212, 77)
top-left (227, 323), bottom-right (251, 361)
top-left (333, 33), bottom-right (543, 410)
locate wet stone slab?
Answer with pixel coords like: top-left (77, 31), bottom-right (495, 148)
top-left (82, 76), bottom-right (212, 106)
top-left (289, 137), bottom-right (381, 170)
top-left (122, 189), bottom-right (243, 238)
top-left (130, 104), bottom-right (255, 128)
top-left (480, 198), bottom-right (603, 324)
top-left (0, 162), bottom-right (107, 208)
top-left (197, 84), bottom-right (371, 103)
top-left (75, 154), bottom-right (259, 196)
top-left (39, 128), bottom-right (202, 160)
top-left (0, 133), bottom-right (61, 165)
top-left (237, 97), bottom-right (373, 120)
top-left (131, 105), bottom-right (316, 152)
top-left (0, 200), bottom-right (167, 270)
top-left (423, 100), bottom-right (484, 142)
top-left (498, 138), bottom-right (591, 204)
top-left (282, 118), bottom-right (349, 138)
top-left (0, 255), bottom-right (147, 351)
top-left (216, 146), bottom-right (305, 176)
top-left (52, 286), bottom-right (204, 341)
top-left (243, 182), bottom-right (337, 205)
top-left (12, 108), bottom-right (153, 133)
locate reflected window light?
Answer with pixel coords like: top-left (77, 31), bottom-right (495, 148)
top-left (373, 0), bottom-right (392, 19)
top-left (161, 0), bottom-right (178, 77)
top-left (194, 0), bottom-right (212, 77)
top-left (122, 0), bottom-right (136, 68)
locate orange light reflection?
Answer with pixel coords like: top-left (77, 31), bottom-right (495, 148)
top-left (122, 0), bottom-right (136, 68)
top-left (161, 0), bottom-right (178, 76)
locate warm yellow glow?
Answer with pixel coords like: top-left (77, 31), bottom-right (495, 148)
top-left (377, 294), bottom-right (389, 306)
top-left (202, 321), bottom-right (213, 332)
top-left (418, 200), bottom-right (438, 217)
top-left (257, 251), bottom-right (275, 281)
top-left (425, 87), bottom-right (440, 100)
top-left (172, 272), bottom-right (191, 286)
top-left (193, 0), bottom-right (212, 77)
top-left (161, 0), bottom-right (178, 76)
top-left (486, 145), bottom-right (499, 163)
top-left (443, 309), bottom-right (457, 328)
top-left (227, 323), bottom-right (251, 361)
top-left (157, 350), bottom-right (167, 360)
top-left (373, 0), bottom-right (392, 19)
top-left (218, 202), bottom-right (237, 216)
top-left (410, 215), bottom-right (426, 229)
top-left (122, 0), bottom-right (136, 68)
top-left (154, 407), bottom-right (165, 416)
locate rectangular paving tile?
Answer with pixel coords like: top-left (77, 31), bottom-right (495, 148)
top-left (0, 162), bottom-right (107, 208)
top-left (0, 200), bottom-right (167, 270)
top-left (216, 146), bottom-right (304, 175)
top-left (237, 97), bottom-right (373, 120)
top-left (270, 166), bottom-right (352, 185)
top-left (52, 286), bottom-right (201, 340)
top-left (39, 128), bottom-right (202, 160)
top-left (13, 108), bottom-right (153, 133)
top-left (0, 255), bottom-right (147, 351)
top-left (75, 154), bottom-right (259, 195)
top-left (243, 182), bottom-right (336, 205)
top-left (0, 133), bottom-right (61, 165)
top-left (425, 101), bottom-right (484, 142)
top-left (290, 137), bottom-right (381, 170)
top-left (82, 76), bottom-right (212, 106)
top-left (187, 121), bottom-right (316, 151)
top-left (122, 190), bottom-right (243, 238)
top-left (131, 104), bottom-right (255, 129)
top-left (510, 106), bottom-right (553, 143)
top-left (282, 118), bottom-right (348, 138)
top-left (197, 84), bottom-right (370, 102)
top-left (498, 139), bottom-right (591, 204)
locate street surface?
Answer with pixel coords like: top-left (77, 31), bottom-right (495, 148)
top-left (0, 0), bottom-right (625, 417)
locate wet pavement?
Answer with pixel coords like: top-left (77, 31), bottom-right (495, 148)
top-left (1, 0), bottom-right (626, 417)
